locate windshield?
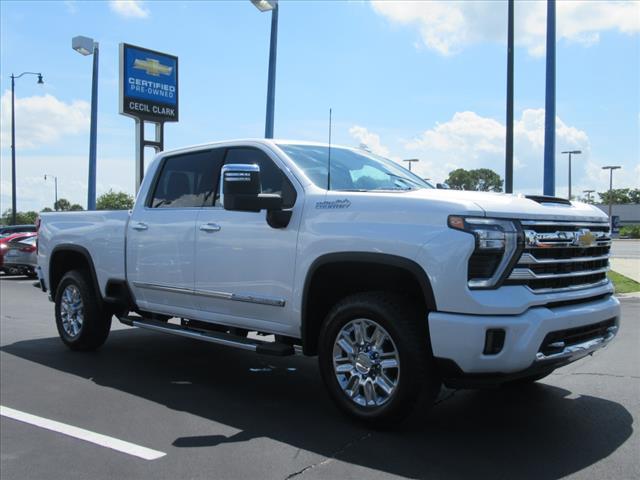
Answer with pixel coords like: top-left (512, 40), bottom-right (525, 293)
top-left (278, 144), bottom-right (433, 191)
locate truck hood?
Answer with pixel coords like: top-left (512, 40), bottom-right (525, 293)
top-left (411, 189), bottom-right (608, 222)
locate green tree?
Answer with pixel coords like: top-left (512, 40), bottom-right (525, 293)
top-left (446, 168), bottom-right (503, 192)
top-left (1, 209), bottom-right (38, 225)
top-left (69, 204), bottom-right (84, 211)
top-left (96, 190), bottom-right (134, 210)
top-left (41, 207), bottom-right (54, 213)
top-left (54, 198), bottom-right (72, 211)
top-left (597, 188), bottom-right (639, 204)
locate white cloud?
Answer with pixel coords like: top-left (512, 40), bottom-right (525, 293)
top-left (349, 125), bottom-right (391, 156)
top-left (349, 108), bottom-right (639, 196)
top-left (109, 0), bottom-right (149, 19)
top-left (0, 91), bottom-right (90, 149)
top-left (403, 108), bottom-right (592, 191)
top-left (371, 0), bottom-right (640, 56)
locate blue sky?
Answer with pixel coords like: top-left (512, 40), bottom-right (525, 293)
top-left (1, 0), bottom-right (638, 211)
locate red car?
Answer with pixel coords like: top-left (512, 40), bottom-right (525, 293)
top-left (0, 232), bottom-right (37, 276)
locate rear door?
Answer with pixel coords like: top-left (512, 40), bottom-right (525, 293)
top-left (127, 149), bottom-right (223, 316)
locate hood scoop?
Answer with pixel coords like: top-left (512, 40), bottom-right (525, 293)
top-left (524, 195), bottom-right (572, 206)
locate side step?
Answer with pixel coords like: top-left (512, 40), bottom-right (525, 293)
top-left (117, 315), bottom-right (295, 356)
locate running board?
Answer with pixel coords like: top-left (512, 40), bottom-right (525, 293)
top-left (117, 315), bottom-right (295, 356)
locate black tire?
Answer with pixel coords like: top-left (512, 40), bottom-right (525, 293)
top-left (318, 292), bottom-right (441, 427)
top-left (54, 270), bottom-right (111, 351)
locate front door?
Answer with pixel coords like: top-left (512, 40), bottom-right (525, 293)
top-left (194, 146), bottom-right (302, 336)
top-left (127, 148), bottom-right (223, 317)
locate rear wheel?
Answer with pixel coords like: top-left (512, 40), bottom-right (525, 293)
top-left (318, 292), bottom-right (441, 426)
top-left (55, 270), bottom-right (111, 351)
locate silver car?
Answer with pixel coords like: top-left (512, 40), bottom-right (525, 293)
top-left (2, 236), bottom-right (37, 277)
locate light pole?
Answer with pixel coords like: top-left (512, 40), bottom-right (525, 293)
top-left (561, 150), bottom-right (581, 200)
top-left (403, 158), bottom-right (419, 172)
top-left (44, 174), bottom-right (58, 210)
top-left (72, 35), bottom-right (99, 210)
top-left (504, 0), bottom-right (514, 194)
top-left (251, 0), bottom-right (278, 138)
top-left (602, 166), bottom-right (621, 230)
top-left (543, 0), bottom-right (556, 196)
top-left (582, 189), bottom-right (594, 204)
top-left (9, 72), bottom-right (44, 225)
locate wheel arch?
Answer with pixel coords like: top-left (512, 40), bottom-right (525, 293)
top-left (301, 252), bottom-right (437, 355)
top-left (49, 244), bottom-right (102, 302)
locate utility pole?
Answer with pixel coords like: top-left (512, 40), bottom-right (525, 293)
top-left (44, 174), bottom-right (58, 210)
top-left (582, 189), bottom-right (594, 204)
top-left (561, 150), bottom-right (581, 200)
top-left (402, 158), bottom-right (419, 172)
top-left (601, 166), bottom-right (621, 231)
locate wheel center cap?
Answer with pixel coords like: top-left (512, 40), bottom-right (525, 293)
top-left (355, 352), bottom-right (373, 374)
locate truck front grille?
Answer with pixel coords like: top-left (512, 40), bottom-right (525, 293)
top-left (505, 221), bottom-right (611, 293)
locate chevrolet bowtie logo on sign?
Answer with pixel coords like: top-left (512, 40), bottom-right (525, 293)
top-left (133, 58), bottom-right (173, 77)
top-left (575, 229), bottom-right (596, 247)
top-left (119, 43), bottom-right (179, 122)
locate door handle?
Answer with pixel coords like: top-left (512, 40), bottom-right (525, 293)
top-left (132, 222), bottom-right (148, 231)
top-left (200, 223), bottom-right (221, 233)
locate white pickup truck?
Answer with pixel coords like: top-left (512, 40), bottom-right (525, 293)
top-left (36, 139), bottom-right (620, 425)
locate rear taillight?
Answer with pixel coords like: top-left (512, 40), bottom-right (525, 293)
top-left (20, 245), bottom-right (37, 253)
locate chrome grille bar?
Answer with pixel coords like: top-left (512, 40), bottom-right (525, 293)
top-left (509, 266), bottom-right (610, 281)
top-left (518, 253), bottom-right (611, 265)
top-left (507, 220), bottom-right (611, 293)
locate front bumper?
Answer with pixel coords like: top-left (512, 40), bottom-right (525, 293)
top-left (428, 294), bottom-right (620, 384)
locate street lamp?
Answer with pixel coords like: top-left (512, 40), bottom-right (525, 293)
top-left (582, 189), bottom-right (595, 204)
top-left (44, 174), bottom-right (58, 211)
top-left (602, 165), bottom-right (621, 231)
top-left (9, 71), bottom-right (44, 225)
top-left (251, 0), bottom-right (278, 138)
top-left (561, 150), bottom-right (581, 200)
top-left (72, 35), bottom-right (99, 210)
top-left (403, 158), bottom-right (419, 172)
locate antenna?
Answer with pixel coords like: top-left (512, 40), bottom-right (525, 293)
top-left (327, 108), bottom-right (332, 191)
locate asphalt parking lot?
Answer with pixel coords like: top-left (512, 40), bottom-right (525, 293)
top-left (1, 276), bottom-right (639, 480)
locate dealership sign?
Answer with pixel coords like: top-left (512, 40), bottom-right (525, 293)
top-left (119, 43), bottom-right (178, 122)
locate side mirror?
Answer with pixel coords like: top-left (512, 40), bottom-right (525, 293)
top-left (436, 183), bottom-right (449, 190)
top-left (222, 164), bottom-right (283, 212)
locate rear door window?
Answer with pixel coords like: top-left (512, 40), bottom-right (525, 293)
top-left (149, 149), bottom-right (224, 208)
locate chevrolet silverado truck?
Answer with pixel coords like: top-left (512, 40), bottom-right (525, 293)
top-left (36, 139), bottom-right (620, 425)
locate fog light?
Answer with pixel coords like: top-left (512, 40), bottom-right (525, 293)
top-left (483, 329), bottom-right (505, 355)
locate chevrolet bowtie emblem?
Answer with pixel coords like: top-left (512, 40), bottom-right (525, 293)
top-left (133, 58), bottom-right (173, 77)
top-left (575, 229), bottom-right (596, 247)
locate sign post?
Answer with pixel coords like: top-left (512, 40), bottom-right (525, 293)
top-left (119, 43), bottom-right (178, 191)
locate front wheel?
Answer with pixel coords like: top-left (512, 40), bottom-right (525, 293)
top-left (55, 270), bottom-right (112, 351)
top-left (318, 292), bottom-right (441, 426)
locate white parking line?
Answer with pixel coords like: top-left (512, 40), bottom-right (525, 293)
top-left (1, 406), bottom-right (166, 460)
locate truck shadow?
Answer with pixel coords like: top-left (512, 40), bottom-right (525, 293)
top-left (2, 329), bottom-right (633, 480)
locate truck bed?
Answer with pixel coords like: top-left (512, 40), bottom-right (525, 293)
top-left (38, 210), bottom-right (130, 297)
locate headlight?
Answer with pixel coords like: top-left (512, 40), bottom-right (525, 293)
top-left (448, 216), bottom-right (522, 289)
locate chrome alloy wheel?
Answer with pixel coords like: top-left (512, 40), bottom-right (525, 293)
top-left (60, 284), bottom-right (84, 338)
top-left (332, 318), bottom-right (400, 407)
